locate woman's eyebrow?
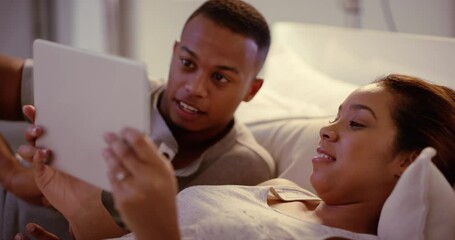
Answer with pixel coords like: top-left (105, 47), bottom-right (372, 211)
top-left (349, 104), bottom-right (377, 119)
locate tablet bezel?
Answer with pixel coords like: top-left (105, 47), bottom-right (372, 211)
top-left (33, 39), bottom-right (150, 191)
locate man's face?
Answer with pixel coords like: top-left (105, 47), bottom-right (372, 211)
top-left (160, 15), bottom-right (263, 133)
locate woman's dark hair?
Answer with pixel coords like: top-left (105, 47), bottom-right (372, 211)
top-left (375, 74), bottom-right (455, 185)
top-left (183, 0), bottom-right (271, 69)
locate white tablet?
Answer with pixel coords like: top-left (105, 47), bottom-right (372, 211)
top-left (33, 39), bottom-right (150, 191)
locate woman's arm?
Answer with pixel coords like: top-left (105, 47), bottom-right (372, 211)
top-left (68, 194), bottom-right (128, 239)
top-left (29, 149), bottom-right (129, 239)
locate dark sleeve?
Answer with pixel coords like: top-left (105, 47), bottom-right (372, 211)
top-left (101, 190), bottom-right (130, 232)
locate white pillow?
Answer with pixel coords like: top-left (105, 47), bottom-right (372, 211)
top-left (236, 87), bottom-right (327, 124)
top-left (248, 117), bottom-right (331, 193)
top-left (262, 42), bottom-right (359, 116)
top-left (236, 42), bottom-right (360, 124)
top-left (378, 147), bottom-right (455, 240)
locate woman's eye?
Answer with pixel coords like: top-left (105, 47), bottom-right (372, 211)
top-left (349, 121), bottom-right (365, 128)
top-left (212, 73), bottom-right (229, 83)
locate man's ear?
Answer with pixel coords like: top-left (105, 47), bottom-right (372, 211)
top-left (173, 40), bottom-right (179, 52)
top-left (394, 151), bottom-right (419, 178)
top-left (242, 78), bottom-right (263, 102)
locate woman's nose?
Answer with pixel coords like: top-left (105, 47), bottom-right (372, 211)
top-left (319, 124), bottom-right (338, 142)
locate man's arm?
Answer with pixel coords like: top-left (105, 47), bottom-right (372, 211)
top-left (0, 54), bottom-right (25, 120)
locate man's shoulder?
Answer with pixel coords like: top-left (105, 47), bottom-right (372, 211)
top-left (214, 121), bottom-right (276, 176)
top-left (219, 141), bottom-right (274, 169)
top-left (232, 121), bottom-right (273, 160)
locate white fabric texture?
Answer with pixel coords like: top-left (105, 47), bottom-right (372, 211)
top-left (235, 87), bottom-right (327, 124)
top-left (111, 186), bottom-right (377, 240)
top-left (262, 42), bottom-right (358, 116)
top-left (176, 185), bottom-right (377, 240)
top-left (378, 147), bottom-right (455, 240)
top-left (248, 117), bottom-right (331, 192)
top-left (235, 42), bottom-right (358, 125)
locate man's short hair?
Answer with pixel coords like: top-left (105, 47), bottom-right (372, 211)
top-left (184, 0), bottom-right (271, 69)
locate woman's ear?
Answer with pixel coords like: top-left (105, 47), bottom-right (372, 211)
top-left (394, 151), bottom-right (419, 177)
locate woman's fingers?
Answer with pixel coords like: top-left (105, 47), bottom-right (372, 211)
top-left (14, 233), bottom-right (30, 240)
top-left (102, 128), bottom-right (175, 195)
top-left (17, 144), bottom-right (37, 162)
top-left (24, 124), bottom-right (43, 145)
top-left (17, 145), bottom-right (50, 164)
top-left (22, 105), bottom-right (36, 123)
top-left (103, 132), bottom-right (143, 177)
top-left (25, 222), bottom-right (61, 240)
top-left (14, 223), bottom-right (61, 240)
top-left (103, 133), bottom-right (132, 170)
top-left (31, 149), bottom-right (50, 177)
top-left (121, 128), bottom-right (175, 180)
top-left (103, 148), bottom-right (128, 189)
top-left (121, 127), bottom-right (166, 168)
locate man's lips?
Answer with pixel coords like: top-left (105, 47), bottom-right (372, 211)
top-left (177, 100), bottom-right (205, 114)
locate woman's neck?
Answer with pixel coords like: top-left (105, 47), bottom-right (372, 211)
top-left (314, 200), bottom-right (384, 235)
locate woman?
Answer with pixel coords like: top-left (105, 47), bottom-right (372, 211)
top-left (16, 74), bottom-right (455, 239)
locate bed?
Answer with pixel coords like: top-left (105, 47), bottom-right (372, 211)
top-left (235, 22), bottom-right (455, 239)
top-left (0, 22), bottom-right (453, 239)
top-left (237, 21), bottom-right (455, 189)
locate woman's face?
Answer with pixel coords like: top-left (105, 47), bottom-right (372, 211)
top-left (310, 83), bottom-right (407, 204)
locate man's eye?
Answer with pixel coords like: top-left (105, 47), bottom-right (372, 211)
top-left (349, 121), bottom-right (365, 128)
top-left (212, 73), bottom-right (228, 83)
top-left (181, 59), bottom-right (194, 68)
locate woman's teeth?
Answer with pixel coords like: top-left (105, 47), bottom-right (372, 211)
top-left (316, 153), bottom-right (335, 161)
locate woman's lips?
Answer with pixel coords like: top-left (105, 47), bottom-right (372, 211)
top-left (312, 147), bottom-right (336, 163)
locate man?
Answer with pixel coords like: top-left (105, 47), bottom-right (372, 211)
top-left (0, 0), bottom-right (275, 238)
